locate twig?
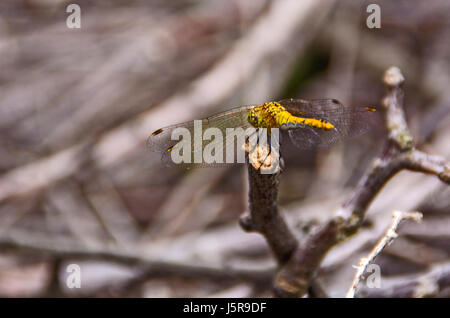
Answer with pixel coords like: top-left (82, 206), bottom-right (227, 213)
top-left (346, 210), bottom-right (423, 298)
top-left (43, 257), bottom-right (64, 298)
top-left (273, 66), bottom-right (449, 297)
top-left (357, 261), bottom-right (450, 298)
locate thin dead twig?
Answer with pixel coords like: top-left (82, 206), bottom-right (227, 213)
top-left (346, 210), bottom-right (423, 298)
top-left (358, 261), bottom-right (450, 298)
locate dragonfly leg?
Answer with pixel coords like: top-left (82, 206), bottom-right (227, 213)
top-left (258, 129), bottom-right (273, 172)
top-left (246, 129), bottom-right (259, 153)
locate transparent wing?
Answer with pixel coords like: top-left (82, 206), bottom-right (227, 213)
top-left (148, 106), bottom-right (254, 167)
top-left (279, 98), bottom-right (379, 149)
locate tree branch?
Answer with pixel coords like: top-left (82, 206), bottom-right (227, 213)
top-left (240, 151), bottom-right (298, 264)
top-left (273, 66), bottom-right (449, 297)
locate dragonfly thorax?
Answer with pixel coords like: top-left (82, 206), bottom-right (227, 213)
top-left (247, 102), bottom-right (288, 128)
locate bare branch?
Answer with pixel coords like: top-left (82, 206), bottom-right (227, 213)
top-left (240, 150), bottom-right (298, 264)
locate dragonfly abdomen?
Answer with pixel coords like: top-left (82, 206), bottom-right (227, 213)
top-left (278, 112), bottom-right (334, 131)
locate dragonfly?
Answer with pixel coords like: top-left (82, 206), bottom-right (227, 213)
top-left (148, 98), bottom-right (377, 167)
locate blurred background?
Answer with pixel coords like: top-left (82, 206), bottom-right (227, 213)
top-left (0, 0), bottom-right (449, 297)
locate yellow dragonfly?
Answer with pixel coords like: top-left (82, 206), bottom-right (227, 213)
top-left (148, 98), bottom-right (377, 167)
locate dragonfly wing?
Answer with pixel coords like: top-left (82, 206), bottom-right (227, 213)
top-left (148, 121), bottom-right (194, 154)
top-left (148, 106), bottom-right (253, 167)
top-left (288, 126), bottom-right (345, 149)
top-left (279, 98), bottom-right (378, 149)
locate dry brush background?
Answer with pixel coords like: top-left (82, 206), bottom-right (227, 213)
top-left (0, 0), bottom-right (449, 297)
